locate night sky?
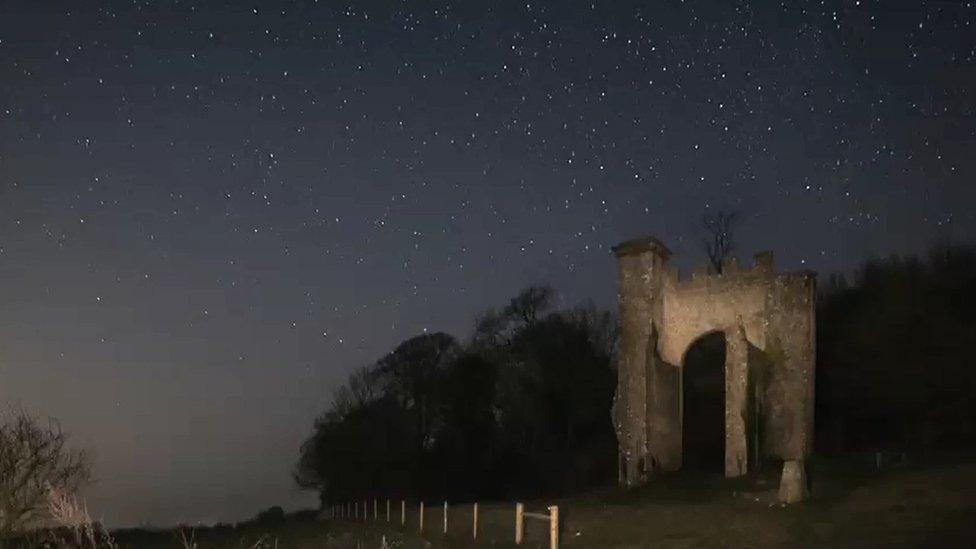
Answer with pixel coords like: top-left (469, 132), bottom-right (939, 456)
top-left (1, 0), bottom-right (973, 528)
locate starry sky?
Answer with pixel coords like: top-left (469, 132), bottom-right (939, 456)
top-left (0, 0), bottom-right (973, 528)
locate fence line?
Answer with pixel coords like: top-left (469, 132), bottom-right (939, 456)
top-left (329, 497), bottom-right (560, 548)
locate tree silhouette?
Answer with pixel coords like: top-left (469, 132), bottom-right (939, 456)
top-left (700, 210), bottom-right (738, 273)
top-left (376, 333), bottom-right (458, 455)
top-left (295, 287), bottom-right (618, 502)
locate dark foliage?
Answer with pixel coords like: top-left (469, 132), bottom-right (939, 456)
top-left (817, 243), bottom-right (976, 453)
top-left (295, 286), bottom-right (618, 503)
top-left (249, 505), bottom-right (285, 526)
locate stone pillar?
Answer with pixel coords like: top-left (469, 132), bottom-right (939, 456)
top-left (724, 323), bottom-right (749, 477)
top-left (612, 237), bottom-right (670, 486)
top-left (764, 274), bottom-right (817, 461)
top-left (778, 459), bottom-right (809, 503)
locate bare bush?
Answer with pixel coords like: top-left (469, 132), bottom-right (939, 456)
top-left (45, 486), bottom-right (116, 548)
top-left (175, 527), bottom-right (197, 549)
top-left (0, 410), bottom-right (91, 538)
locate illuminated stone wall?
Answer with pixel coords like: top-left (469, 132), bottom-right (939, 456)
top-left (611, 237), bottom-right (815, 498)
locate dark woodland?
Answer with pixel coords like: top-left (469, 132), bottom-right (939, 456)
top-left (294, 285), bottom-right (617, 503)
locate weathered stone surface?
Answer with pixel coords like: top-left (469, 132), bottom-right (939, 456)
top-left (647, 331), bottom-right (681, 473)
top-left (612, 236), bottom-right (816, 496)
top-left (778, 459), bottom-right (809, 503)
top-left (725, 323), bottom-right (749, 477)
top-left (611, 246), bottom-right (667, 485)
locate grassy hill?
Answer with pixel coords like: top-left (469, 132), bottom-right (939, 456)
top-left (57, 454), bottom-right (976, 548)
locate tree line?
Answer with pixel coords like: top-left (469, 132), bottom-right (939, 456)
top-left (293, 286), bottom-right (618, 505)
top-left (816, 243), bottom-right (976, 453)
top-left (295, 242), bottom-right (976, 505)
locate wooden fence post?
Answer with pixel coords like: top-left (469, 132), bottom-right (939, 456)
top-left (374, 499), bottom-right (378, 520)
top-left (363, 500), bottom-right (367, 522)
top-left (443, 501), bottom-right (448, 534)
top-left (354, 501), bottom-right (358, 520)
top-left (386, 498), bottom-right (391, 522)
top-left (401, 500), bottom-right (406, 525)
top-left (472, 502), bottom-right (479, 540)
top-left (549, 505), bottom-right (559, 549)
top-left (419, 501), bottom-right (425, 533)
top-left (515, 502), bottom-right (524, 544)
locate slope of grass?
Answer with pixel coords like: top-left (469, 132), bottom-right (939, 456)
top-left (324, 456), bottom-right (976, 548)
top-left (26, 455), bottom-right (973, 548)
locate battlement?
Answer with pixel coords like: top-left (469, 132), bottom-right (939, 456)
top-left (613, 236), bottom-right (813, 289)
top-left (665, 250), bottom-right (782, 288)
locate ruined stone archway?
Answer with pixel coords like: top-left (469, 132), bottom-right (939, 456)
top-left (610, 237), bottom-right (815, 501)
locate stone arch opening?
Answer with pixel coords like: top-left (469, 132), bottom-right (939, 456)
top-left (681, 331), bottom-right (727, 472)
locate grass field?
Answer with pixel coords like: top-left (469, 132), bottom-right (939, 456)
top-left (88, 454), bottom-right (976, 548)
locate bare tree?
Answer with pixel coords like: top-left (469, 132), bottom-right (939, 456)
top-left (700, 210), bottom-right (738, 273)
top-left (503, 285), bottom-right (554, 325)
top-left (0, 410), bottom-right (91, 538)
top-left (470, 286), bottom-right (555, 352)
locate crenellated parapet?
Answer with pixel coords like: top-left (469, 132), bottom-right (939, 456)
top-left (662, 249), bottom-right (810, 288)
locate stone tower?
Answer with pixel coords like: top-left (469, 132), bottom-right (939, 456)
top-left (612, 237), bottom-right (672, 485)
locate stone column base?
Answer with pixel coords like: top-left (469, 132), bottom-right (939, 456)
top-left (778, 459), bottom-right (809, 504)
